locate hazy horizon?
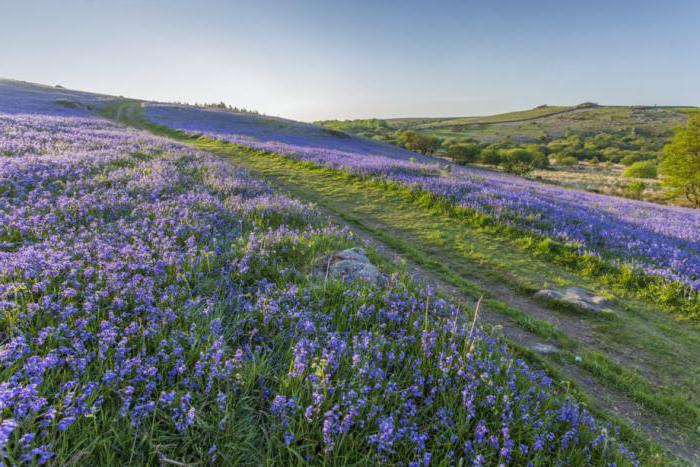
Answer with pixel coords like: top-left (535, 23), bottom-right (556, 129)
top-left (2, 0), bottom-right (699, 121)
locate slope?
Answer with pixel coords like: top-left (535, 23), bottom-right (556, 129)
top-left (104, 98), bottom-right (700, 463)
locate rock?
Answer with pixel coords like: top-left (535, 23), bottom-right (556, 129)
top-left (333, 247), bottom-right (370, 263)
top-left (325, 247), bottom-right (385, 286)
top-left (534, 286), bottom-right (613, 313)
top-left (532, 343), bottom-right (559, 354)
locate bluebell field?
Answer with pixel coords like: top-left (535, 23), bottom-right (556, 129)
top-left (0, 85), bottom-right (638, 464)
top-left (145, 103), bottom-right (700, 294)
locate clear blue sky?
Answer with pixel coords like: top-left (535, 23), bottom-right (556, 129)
top-left (1, 0), bottom-right (698, 121)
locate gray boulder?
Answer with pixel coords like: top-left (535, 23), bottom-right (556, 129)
top-left (534, 286), bottom-right (613, 313)
top-left (325, 247), bottom-right (385, 286)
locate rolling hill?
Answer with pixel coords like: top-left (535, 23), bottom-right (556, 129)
top-left (321, 103), bottom-right (691, 143)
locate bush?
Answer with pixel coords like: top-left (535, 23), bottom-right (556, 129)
top-left (624, 181), bottom-right (646, 199)
top-left (560, 156), bottom-right (579, 166)
top-left (504, 148), bottom-right (534, 165)
top-left (444, 143), bottom-right (481, 164)
top-left (479, 147), bottom-right (503, 165)
top-left (497, 148), bottom-right (549, 173)
top-left (502, 162), bottom-right (534, 174)
top-left (531, 151), bottom-right (550, 169)
top-left (621, 154), bottom-right (644, 166)
top-left (398, 131), bottom-right (443, 155)
top-left (623, 161), bottom-right (657, 179)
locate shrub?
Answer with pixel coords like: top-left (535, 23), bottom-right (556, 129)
top-left (444, 143), bottom-right (481, 164)
top-left (560, 156), bottom-right (579, 166)
top-left (502, 162), bottom-right (533, 174)
top-left (504, 148), bottom-right (534, 165)
top-left (479, 147), bottom-right (503, 165)
top-left (398, 131), bottom-right (443, 155)
top-left (531, 151), bottom-right (550, 169)
top-left (623, 161), bottom-right (657, 179)
top-left (621, 154), bottom-right (644, 166)
top-left (624, 181), bottom-right (646, 199)
top-left (494, 148), bottom-right (549, 172)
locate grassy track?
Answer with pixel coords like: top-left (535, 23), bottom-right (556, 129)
top-left (104, 100), bottom-right (700, 463)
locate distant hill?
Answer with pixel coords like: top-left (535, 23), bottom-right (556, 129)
top-left (320, 103), bottom-right (695, 144)
top-left (321, 102), bottom-right (693, 150)
top-left (395, 104), bottom-right (580, 130)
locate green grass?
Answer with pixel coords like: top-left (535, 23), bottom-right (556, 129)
top-left (414, 105), bottom-right (578, 129)
top-left (103, 99), bottom-right (700, 463)
top-left (416, 105), bottom-right (685, 142)
top-left (672, 107), bottom-right (700, 116)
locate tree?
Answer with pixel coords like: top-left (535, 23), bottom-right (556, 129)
top-left (398, 131), bottom-right (443, 155)
top-left (505, 148), bottom-right (534, 165)
top-left (444, 143), bottom-right (481, 164)
top-left (623, 161), bottom-right (657, 179)
top-left (659, 116), bottom-right (700, 207)
top-left (501, 149), bottom-right (535, 174)
top-left (479, 147), bottom-right (503, 165)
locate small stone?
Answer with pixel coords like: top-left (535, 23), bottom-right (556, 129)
top-left (534, 286), bottom-right (613, 313)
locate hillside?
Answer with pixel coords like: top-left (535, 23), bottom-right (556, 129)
top-left (2, 79), bottom-right (699, 464)
top-left (325, 103), bottom-right (690, 140)
top-left (409, 104), bottom-right (579, 130)
top-left (319, 104), bottom-right (696, 205)
top-left (418, 105), bottom-right (687, 142)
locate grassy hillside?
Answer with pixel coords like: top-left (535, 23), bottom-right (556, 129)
top-left (0, 81), bottom-right (642, 465)
top-left (321, 103), bottom-right (689, 139)
top-left (377, 105), bottom-right (581, 130)
top-left (425, 105), bottom-right (685, 142)
top-left (109, 97), bottom-right (699, 461)
top-left (3, 80), bottom-right (699, 463)
top-left (413, 104), bottom-right (579, 130)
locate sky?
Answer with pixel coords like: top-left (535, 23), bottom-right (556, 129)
top-left (1, 0), bottom-right (699, 121)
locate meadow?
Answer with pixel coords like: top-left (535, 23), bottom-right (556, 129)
top-left (126, 98), bottom-right (699, 462)
top-left (146, 103), bottom-right (700, 316)
top-left (0, 82), bottom-right (647, 464)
